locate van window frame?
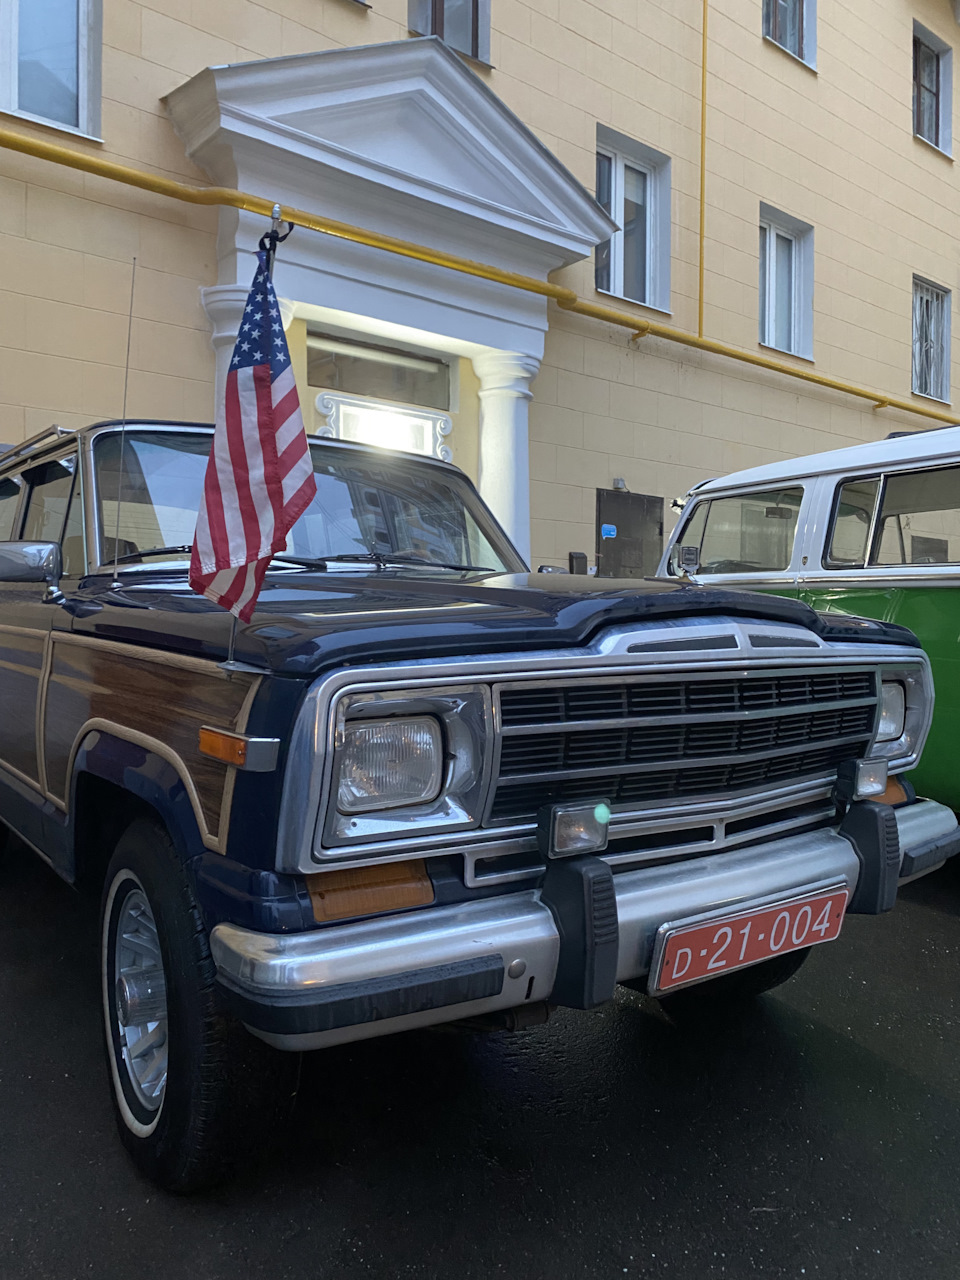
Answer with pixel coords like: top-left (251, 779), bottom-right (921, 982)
top-left (822, 473), bottom-right (883, 571)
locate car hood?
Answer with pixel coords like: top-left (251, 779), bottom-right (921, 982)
top-left (65, 569), bottom-right (919, 676)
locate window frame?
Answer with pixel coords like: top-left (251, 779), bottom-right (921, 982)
top-left (594, 127), bottom-right (671, 313)
top-left (912, 23), bottom-right (952, 156)
top-left (762, 0), bottom-right (817, 70)
top-left (408, 0), bottom-right (491, 65)
top-left (0, 0), bottom-right (102, 139)
top-left (912, 275), bottom-right (951, 404)
top-left (759, 204), bottom-right (814, 359)
top-left (822, 475), bottom-right (881, 570)
top-left (667, 485), bottom-right (806, 578)
top-left (824, 465), bottom-right (960, 572)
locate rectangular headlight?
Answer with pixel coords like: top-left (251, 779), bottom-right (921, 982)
top-left (337, 717), bottom-right (443, 814)
top-left (877, 681), bottom-right (906, 742)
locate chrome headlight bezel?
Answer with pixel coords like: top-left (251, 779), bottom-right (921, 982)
top-left (868, 663), bottom-right (933, 771)
top-left (322, 684), bottom-right (493, 849)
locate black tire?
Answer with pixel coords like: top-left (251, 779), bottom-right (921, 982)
top-left (622, 947), bottom-right (812, 1017)
top-left (100, 817), bottom-right (299, 1193)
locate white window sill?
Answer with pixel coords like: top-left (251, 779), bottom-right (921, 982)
top-left (913, 132), bottom-right (953, 161)
top-left (762, 35), bottom-right (817, 73)
top-left (759, 341), bottom-right (814, 363)
top-left (0, 107), bottom-right (102, 144)
top-left (911, 387), bottom-right (952, 406)
top-left (597, 287), bottom-right (672, 317)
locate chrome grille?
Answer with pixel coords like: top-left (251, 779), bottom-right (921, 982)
top-left (488, 668), bottom-right (878, 827)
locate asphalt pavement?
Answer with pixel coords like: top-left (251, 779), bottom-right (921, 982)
top-left (2, 841), bottom-right (959, 1280)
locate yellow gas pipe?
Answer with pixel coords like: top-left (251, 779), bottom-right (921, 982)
top-left (0, 123), bottom-right (956, 428)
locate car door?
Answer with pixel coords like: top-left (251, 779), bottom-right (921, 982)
top-left (0, 450), bottom-right (79, 848)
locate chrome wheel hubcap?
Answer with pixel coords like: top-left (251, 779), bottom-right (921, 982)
top-left (113, 888), bottom-right (168, 1113)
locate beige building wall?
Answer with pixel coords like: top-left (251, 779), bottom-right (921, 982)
top-left (1, 0), bottom-right (957, 566)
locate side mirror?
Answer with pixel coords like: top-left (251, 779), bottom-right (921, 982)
top-left (0, 541), bottom-right (62, 588)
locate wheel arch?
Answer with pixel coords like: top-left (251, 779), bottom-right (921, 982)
top-left (70, 729), bottom-right (208, 891)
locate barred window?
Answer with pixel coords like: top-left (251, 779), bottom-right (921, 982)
top-left (912, 278), bottom-right (951, 402)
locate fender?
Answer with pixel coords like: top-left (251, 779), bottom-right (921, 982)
top-left (69, 728), bottom-right (208, 865)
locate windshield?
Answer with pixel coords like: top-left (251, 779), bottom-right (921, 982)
top-left (93, 430), bottom-right (523, 574)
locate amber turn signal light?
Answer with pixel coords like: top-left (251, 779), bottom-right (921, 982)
top-left (306, 859), bottom-right (435, 924)
top-left (198, 727), bottom-right (248, 767)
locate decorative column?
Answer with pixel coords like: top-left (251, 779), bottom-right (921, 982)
top-left (472, 350), bottom-right (541, 567)
top-left (200, 285), bottom-right (296, 412)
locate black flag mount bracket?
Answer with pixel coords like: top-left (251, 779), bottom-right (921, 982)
top-left (259, 203), bottom-right (294, 279)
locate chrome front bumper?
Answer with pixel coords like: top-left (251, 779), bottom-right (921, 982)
top-left (211, 799), bottom-right (959, 1051)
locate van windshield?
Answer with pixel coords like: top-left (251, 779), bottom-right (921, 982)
top-left (92, 430), bottom-right (524, 575)
top-left (670, 487), bottom-right (804, 575)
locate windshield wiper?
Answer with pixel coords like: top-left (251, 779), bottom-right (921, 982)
top-left (112, 544), bottom-right (193, 564)
top-left (113, 547), bottom-right (333, 569)
top-left (273, 551), bottom-right (498, 573)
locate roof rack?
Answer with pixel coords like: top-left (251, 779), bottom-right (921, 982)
top-left (0, 424), bottom-right (77, 467)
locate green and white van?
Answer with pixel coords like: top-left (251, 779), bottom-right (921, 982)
top-left (659, 426), bottom-right (960, 814)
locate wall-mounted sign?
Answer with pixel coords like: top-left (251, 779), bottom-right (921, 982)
top-left (601, 523), bottom-right (617, 540)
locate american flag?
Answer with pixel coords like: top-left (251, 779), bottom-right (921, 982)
top-left (190, 251), bottom-right (316, 622)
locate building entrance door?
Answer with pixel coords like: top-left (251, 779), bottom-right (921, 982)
top-left (595, 489), bottom-right (663, 578)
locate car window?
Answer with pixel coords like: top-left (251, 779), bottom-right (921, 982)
top-left (824, 478), bottom-right (880, 569)
top-left (672, 487), bottom-right (803, 574)
top-left (871, 465), bottom-right (960, 566)
top-left (21, 456), bottom-right (76, 544)
top-left (60, 472), bottom-right (84, 576)
top-left (0, 476), bottom-right (23, 540)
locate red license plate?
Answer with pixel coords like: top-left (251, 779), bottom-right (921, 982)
top-left (651, 887), bottom-right (848, 994)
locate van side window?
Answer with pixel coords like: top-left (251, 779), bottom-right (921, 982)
top-left (674, 488), bottom-right (803, 574)
top-left (824, 478), bottom-right (879, 569)
top-left (872, 465), bottom-right (960, 566)
top-left (0, 476), bottom-right (23, 540)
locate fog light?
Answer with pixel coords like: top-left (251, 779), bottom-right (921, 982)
top-left (835, 758), bottom-right (889, 805)
top-left (537, 801), bottom-right (611, 859)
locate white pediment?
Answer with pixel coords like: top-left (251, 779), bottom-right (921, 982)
top-left (164, 37), bottom-right (615, 272)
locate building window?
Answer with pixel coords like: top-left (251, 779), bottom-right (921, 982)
top-left (913, 24), bottom-right (952, 154)
top-left (0, 0), bottom-right (101, 135)
top-left (758, 204), bottom-right (813, 359)
top-left (306, 331), bottom-right (451, 411)
top-left (408, 0), bottom-right (490, 63)
top-left (763, 0), bottom-right (816, 68)
top-left (594, 127), bottom-right (671, 313)
top-left (912, 277), bottom-right (951, 402)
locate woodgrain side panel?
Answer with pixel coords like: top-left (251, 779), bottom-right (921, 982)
top-left (43, 639), bottom-right (259, 841)
top-left (0, 628), bottom-right (46, 785)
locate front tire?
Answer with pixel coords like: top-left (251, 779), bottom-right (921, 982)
top-left (100, 818), bottom-right (298, 1192)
